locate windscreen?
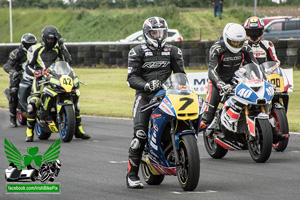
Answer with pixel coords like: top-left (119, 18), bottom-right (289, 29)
top-left (163, 73), bottom-right (193, 95)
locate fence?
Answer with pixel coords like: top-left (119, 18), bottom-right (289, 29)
top-left (1, 39), bottom-right (299, 67)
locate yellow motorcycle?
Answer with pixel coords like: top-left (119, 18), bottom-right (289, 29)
top-left (261, 61), bottom-right (291, 151)
top-left (35, 61), bottom-right (85, 142)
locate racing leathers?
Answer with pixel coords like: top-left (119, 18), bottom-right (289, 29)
top-left (3, 45), bottom-right (28, 127)
top-left (25, 43), bottom-right (90, 141)
top-left (246, 40), bottom-right (280, 65)
top-left (126, 43), bottom-right (185, 185)
top-left (201, 37), bottom-right (259, 127)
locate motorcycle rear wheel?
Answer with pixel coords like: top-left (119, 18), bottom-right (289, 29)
top-left (141, 162), bottom-right (165, 185)
top-left (248, 119), bottom-right (272, 163)
top-left (177, 134), bottom-right (200, 191)
top-left (59, 106), bottom-right (75, 142)
top-left (271, 107), bottom-right (289, 152)
top-left (17, 110), bottom-right (27, 125)
top-left (203, 130), bottom-right (228, 159)
top-left (35, 122), bottom-right (51, 140)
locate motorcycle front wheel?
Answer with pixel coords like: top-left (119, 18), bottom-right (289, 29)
top-left (271, 107), bottom-right (289, 152)
top-left (248, 119), bottom-right (272, 163)
top-left (141, 162), bottom-right (165, 185)
top-left (177, 134), bottom-right (200, 191)
top-left (59, 106), bottom-right (75, 142)
top-left (203, 130), bottom-right (228, 159)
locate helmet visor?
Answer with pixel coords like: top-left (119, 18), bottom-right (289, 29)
top-left (245, 29), bottom-right (263, 41)
top-left (227, 38), bottom-right (245, 48)
top-left (149, 29), bottom-right (166, 39)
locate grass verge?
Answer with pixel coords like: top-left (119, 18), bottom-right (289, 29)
top-left (0, 67), bottom-right (298, 132)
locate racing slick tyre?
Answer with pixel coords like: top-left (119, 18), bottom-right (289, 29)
top-left (177, 134), bottom-right (200, 191)
top-left (248, 119), bottom-right (273, 163)
top-left (203, 129), bottom-right (228, 159)
top-left (141, 162), bottom-right (165, 185)
top-left (59, 106), bottom-right (75, 142)
top-left (35, 122), bottom-right (51, 140)
top-left (271, 107), bottom-right (289, 152)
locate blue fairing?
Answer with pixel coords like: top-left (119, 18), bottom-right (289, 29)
top-left (235, 83), bottom-right (259, 104)
top-left (264, 81), bottom-right (274, 103)
top-left (148, 108), bottom-right (173, 167)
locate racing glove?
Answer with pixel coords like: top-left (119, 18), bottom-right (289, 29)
top-left (269, 63), bottom-right (280, 73)
top-left (58, 38), bottom-right (67, 51)
top-left (34, 69), bottom-right (49, 78)
top-left (217, 81), bottom-right (232, 94)
top-left (144, 80), bottom-right (162, 92)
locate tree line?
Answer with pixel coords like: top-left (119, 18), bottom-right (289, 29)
top-left (1, 0), bottom-right (300, 9)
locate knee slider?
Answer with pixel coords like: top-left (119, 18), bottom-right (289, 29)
top-left (29, 99), bottom-right (37, 105)
top-left (130, 138), bottom-right (141, 150)
top-left (135, 130), bottom-right (147, 140)
top-left (27, 104), bottom-right (34, 113)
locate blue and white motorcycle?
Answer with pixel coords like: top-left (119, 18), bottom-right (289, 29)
top-left (203, 63), bottom-right (275, 163)
top-left (140, 73), bottom-right (205, 191)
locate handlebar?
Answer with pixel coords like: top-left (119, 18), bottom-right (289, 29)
top-left (140, 94), bottom-right (165, 113)
top-left (140, 101), bottom-right (160, 113)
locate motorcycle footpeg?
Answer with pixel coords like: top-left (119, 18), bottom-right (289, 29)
top-left (217, 132), bottom-right (225, 139)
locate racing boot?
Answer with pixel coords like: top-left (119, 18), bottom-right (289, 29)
top-left (126, 157), bottom-right (143, 189)
top-left (75, 125), bottom-right (91, 139)
top-left (25, 118), bottom-right (35, 142)
top-left (10, 115), bottom-right (17, 128)
top-left (25, 127), bottom-right (34, 142)
top-left (272, 125), bottom-right (289, 144)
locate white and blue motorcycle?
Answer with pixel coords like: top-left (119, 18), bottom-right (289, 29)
top-left (203, 63), bottom-right (275, 163)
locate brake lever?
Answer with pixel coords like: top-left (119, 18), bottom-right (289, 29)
top-left (79, 81), bottom-right (88, 86)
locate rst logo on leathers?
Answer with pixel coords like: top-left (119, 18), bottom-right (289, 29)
top-left (142, 61), bottom-right (170, 68)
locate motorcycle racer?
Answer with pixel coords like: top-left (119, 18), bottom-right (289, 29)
top-left (244, 16), bottom-right (280, 66)
top-left (3, 33), bottom-right (37, 127)
top-left (126, 17), bottom-right (185, 189)
top-left (25, 25), bottom-right (90, 142)
top-left (244, 16), bottom-right (289, 143)
top-left (200, 23), bottom-right (260, 132)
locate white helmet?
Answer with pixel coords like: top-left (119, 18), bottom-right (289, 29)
top-left (223, 23), bottom-right (246, 54)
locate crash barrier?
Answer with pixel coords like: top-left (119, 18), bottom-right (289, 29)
top-left (0, 39), bottom-right (300, 67)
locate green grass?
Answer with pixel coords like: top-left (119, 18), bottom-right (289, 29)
top-left (0, 7), bottom-right (254, 43)
top-left (0, 67), bottom-right (299, 131)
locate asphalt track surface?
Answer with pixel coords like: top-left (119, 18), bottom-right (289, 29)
top-left (0, 109), bottom-right (299, 200)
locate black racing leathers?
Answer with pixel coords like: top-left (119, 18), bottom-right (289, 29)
top-left (128, 43), bottom-right (185, 133)
top-left (3, 45), bottom-right (27, 118)
top-left (127, 43), bottom-right (185, 179)
top-left (25, 43), bottom-right (72, 130)
top-left (202, 37), bottom-right (259, 125)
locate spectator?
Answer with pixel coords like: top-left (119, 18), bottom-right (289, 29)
top-left (211, 0), bottom-right (223, 19)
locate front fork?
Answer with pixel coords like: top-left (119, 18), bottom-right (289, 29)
top-left (244, 105), bottom-right (269, 138)
top-left (170, 119), bottom-right (196, 166)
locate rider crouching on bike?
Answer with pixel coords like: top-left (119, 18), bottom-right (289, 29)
top-left (3, 33), bottom-right (37, 127)
top-left (126, 17), bottom-right (185, 188)
top-left (25, 25), bottom-right (90, 142)
top-left (244, 16), bottom-right (289, 142)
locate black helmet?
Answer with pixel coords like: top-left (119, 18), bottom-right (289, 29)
top-left (21, 33), bottom-right (37, 50)
top-left (143, 17), bottom-right (168, 49)
top-left (244, 17), bottom-right (264, 44)
top-left (42, 26), bottom-right (61, 49)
